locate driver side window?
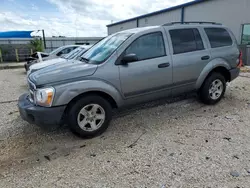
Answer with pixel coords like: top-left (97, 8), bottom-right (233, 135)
top-left (125, 32), bottom-right (166, 61)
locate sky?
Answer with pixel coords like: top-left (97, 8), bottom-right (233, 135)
top-left (0, 0), bottom-right (193, 37)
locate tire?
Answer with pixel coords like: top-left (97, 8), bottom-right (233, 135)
top-left (67, 95), bottom-right (112, 138)
top-left (24, 64), bottom-right (28, 71)
top-left (199, 72), bottom-right (226, 105)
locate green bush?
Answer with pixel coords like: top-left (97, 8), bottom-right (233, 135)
top-left (30, 38), bottom-right (44, 52)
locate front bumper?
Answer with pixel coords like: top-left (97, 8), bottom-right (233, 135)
top-left (229, 67), bottom-right (240, 81)
top-left (18, 93), bottom-right (66, 129)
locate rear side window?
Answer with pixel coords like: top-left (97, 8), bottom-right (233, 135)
top-left (125, 32), bottom-right (166, 61)
top-left (60, 47), bottom-right (71, 55)
top-left (205, 28), bottom-right (232, 48)
top-left (169, 28), bottom-right (204, 54)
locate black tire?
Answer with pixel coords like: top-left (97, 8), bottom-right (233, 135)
top-left (199, 72), bottom-right (226, 105)
top-left (67, 95), bottom-right (112, 138)
top-left (24, 64), bottom-right (28, 71)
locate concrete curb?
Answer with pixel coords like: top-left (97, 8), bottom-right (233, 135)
top-left (0, 64), bottom-right (24, 70)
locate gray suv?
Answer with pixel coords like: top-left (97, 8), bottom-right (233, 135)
top-left (18, 22), bottom-right (240, 138)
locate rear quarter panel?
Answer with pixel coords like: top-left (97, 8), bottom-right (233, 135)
top-left (202, 27), bottom-right (239, 69)
top-left (196, 58), bottom-right (231, 89)
top-left (196, 26), bottom-right (239, 89)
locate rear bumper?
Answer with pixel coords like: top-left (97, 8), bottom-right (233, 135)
top-left (229, 68), bottom-right (240, 81)
top-left (18, 93), bottom-right (66, 129)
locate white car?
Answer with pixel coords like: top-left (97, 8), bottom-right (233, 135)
top-left (25, 45), bottom-right (81, 71)
top-left (27, 45), bottom-right (90, 75)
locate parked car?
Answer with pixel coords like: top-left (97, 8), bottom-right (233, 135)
top-left (18, 22), bottom-right (240, 138)
top-left (27, 45), bottom-right (91, 75)
top-left (24, 45), bottom-right (80, 71)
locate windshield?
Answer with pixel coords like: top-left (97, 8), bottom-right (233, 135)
top-left (63, 47), bottom-right (86, 60)
top-left (79, 33), bottom-right (132, 64)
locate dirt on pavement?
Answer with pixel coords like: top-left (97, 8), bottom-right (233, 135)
top-left (1, 69), bottom-right (250, 188)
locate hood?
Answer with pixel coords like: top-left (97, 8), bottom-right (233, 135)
top-left (30, 57), bottom-right (65, 71)
top-left (29, 60), bottom-right (98, 86)
top-left (42, 54), bottom-right (58, 61)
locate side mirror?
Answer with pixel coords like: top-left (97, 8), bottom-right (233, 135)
top-left (121, 53), bottom-right (138, 64)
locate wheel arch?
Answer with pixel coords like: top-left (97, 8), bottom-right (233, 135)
top-left (196, 59), bottom-right (231, 89)
top-left (62, 90), bottom-right (118, 122)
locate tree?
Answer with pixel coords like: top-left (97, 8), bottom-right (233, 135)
top-left (30, 38), bottom-right (44, 52)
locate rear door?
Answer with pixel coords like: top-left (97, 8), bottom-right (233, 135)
top-left (167, 27), bottom-right (211, 95)
top-left (204, 27), bottom-right (239, 68)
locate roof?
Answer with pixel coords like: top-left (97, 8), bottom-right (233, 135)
top-left (79, 45), bottom-right (92, 49)
top-left (0, 31), bottom-right (33, 38)
top-left (114, 23), bottom-right (224, 35)
top-left (117, 26), bottom-right (160, 34)
top-left (107, 0), bottom-right (210, 27)
top-left (62, 45), bottom-right (81, 48)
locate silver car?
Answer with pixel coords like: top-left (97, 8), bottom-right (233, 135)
top-left (18, 22), bottom-right (240, 138)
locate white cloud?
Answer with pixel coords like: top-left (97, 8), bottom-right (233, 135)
top-left (31, 3), bottom-right (39, 11)
top-left (1, 0), bottom-right (192, 37)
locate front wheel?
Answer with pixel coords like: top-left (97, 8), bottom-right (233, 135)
top-left (199, 72), bottom-right (226, 105)
top-left (67, 95), bottom-right (112, 138)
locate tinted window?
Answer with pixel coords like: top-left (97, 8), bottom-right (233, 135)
top-left (61, 47), bottom-right (75, 55)
top-left (242, 24), bottom-right (250, 45)
top-left (193, 29), bottom-right (204, 50)
top-left (205, 28), bottom-right (232, 48)
top-left (59, 48), bottom-right (69, 55)
top-left (169, 28), bottom-right (204, 54)
top-left (125, 32), bottom-right (166, 61)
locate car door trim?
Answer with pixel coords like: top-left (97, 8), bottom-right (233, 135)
top-left (124, 78), bottom-right (196, 97)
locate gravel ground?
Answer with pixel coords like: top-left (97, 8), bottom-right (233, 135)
top-left (1, 69), bottom-right (250, 188)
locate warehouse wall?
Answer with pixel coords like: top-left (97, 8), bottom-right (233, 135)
top-left (184, 0), bottom-right (250, 42)
top-left (108, 0), bottom-right (250, 43)
top-left (108, 9), bottom-right (181, 35)
top-left (108, 20), bottom-right (137, 35)
top-left (138, 9), bottom-right (181, 27)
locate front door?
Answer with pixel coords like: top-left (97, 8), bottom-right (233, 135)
top-left (118, 32), bottom-right (172, 100)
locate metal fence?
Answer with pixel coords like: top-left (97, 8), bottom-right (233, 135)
top-left (0, 37), bottom-right (103, 62)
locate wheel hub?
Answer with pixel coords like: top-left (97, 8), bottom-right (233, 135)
top-left (77, 104), bottom-right (106, 132)
top-left (209, 79), bottom-right (223, 100)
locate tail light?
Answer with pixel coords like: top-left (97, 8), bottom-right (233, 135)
top-left (237, 51), bottom-right (243, 67)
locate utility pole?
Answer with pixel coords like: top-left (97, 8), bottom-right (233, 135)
top-left (42, 29), bottom-right (46, 49)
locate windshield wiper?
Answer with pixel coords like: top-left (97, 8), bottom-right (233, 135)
top-left (79, 57), bottom-right (89, 63)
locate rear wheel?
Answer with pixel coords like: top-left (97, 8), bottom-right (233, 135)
top-left (199, 72), bottom-right (226, 105)
top-left (67, 95), bottom-right (112, 138)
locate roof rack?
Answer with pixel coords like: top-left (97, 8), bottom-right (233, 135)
top-left (163, 21), bottom-right (222, 26)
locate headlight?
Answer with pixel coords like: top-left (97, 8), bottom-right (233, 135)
top-left (35, 87), bottom-right (55, 107)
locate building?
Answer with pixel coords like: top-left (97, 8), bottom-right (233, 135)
top-left (107, 0), bottom-right (250, 45)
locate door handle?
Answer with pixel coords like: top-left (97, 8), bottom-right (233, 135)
top-left (201, 55), bottom-right (210, 60)
top-left (158, 63), bottom-right (170, 68)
